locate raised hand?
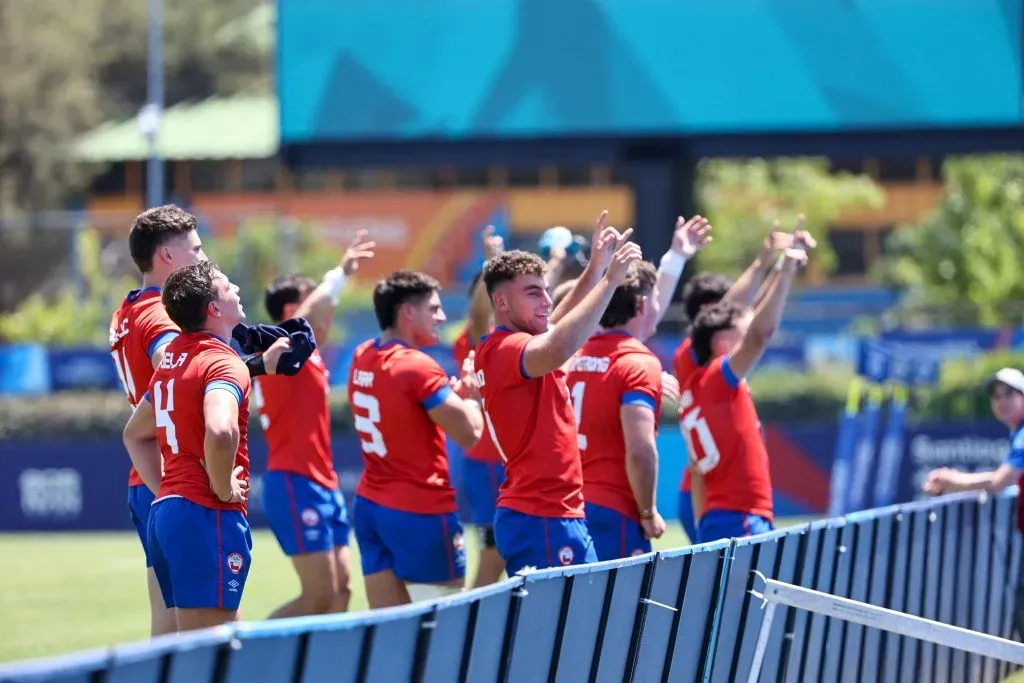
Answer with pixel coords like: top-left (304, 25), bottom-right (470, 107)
top-left (261, 336), bottom-right (292, 375)
top-left (588, 210), bottom-right (624, 272)
top-left (341, 229), bottom-right (377, 276)
top-left (450, 350), bottom-right (482, 401)
top-left (672, 215), bottom-right (713, 258)
top-left (792, 214), bottom-right (817, 251)
top-left (605, 234), bottom-right (642, 286)
top-left (482, 225), bottom-right (505, 261)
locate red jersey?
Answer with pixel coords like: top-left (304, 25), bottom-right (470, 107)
top-left (673, 337), bottom-right (701, 493)
top-left (349, 338), bottom-right (456, 514)
top-left (150, 333), bottom-right (251, 513)
top-left (255, 349), bottom-right (337, 489)
top-left (452, 328), bottom-right (501, 464)
top-left (568, 332), bottom-right (662, 522)
top-left (474, 327), bottom-right (584, 518)
top-left (678, 355), bottom-right (772, 521)
top-left (109, 287), bottom-right (179, 488)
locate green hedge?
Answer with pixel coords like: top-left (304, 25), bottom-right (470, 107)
top-left (1, 354), bottom-right (1019, 439)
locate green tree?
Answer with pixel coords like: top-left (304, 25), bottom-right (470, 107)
top-left (873, 155), bottom-right (1024, 326)
top-left (696, 158), bottom-right (885, 278)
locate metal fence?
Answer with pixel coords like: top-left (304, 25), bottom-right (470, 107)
top-left (1, 489), bottom-right (1019, 683)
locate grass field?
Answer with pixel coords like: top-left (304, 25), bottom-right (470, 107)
top-left (0, 526), bottom-right (692, 663)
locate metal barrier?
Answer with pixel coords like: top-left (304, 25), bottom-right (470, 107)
top-left (1, 490), bottom-right (1019, 683)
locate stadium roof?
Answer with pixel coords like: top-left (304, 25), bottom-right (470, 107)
top-left (72, 94), bottom-right (278, 162)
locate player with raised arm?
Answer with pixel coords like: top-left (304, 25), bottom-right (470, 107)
top-left (349, 271), bottom-right (484, 608)
top-left (474, 211), bottom-right (642, 575)
top-left (255, 231), bottom-right (376, 618)
top-left (681, 241), bottom-right (810, 543)
top-left (122, 261), bottom-right (256, 632)
top-left (452, 227), bottom-right (509, 588)
top-left (674, 223), bottom-right (810, 542)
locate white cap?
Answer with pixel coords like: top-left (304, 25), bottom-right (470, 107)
top-left (987, 368), bottom-right (1024, 394)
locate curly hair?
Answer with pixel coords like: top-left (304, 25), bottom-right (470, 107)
top-left (482, 250), bottom-right (546, 296)
top-left (690, 300), bottom-right (747, 366)
top-left (682, 272), bottom-right (733, 322)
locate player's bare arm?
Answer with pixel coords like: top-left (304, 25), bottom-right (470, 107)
top-left (123, 399), bottom-right (162, 494)
top-left (620, 403), bottom-right (667, 540)
top-left (203, 389), bottom-right (246, 504)
top-left (259, 336), bottom-right (292, 375)
top-left (654, 215), bottom-right (713, 327)
top-left (467, 227), bottom-right (504, 345)
top-left (294, 230), bottom-right (376, 344)
top-left (923, 463), bottom-right (1019, 495)
top-left (549, 210), bottom-right (620, 326)
top-left (722, 223), bottom-right (798, 310)
top-left (728, 247), bottom-right (808, 379)
top-left (431, 351), bottom-right (484, 449)
top-left (523, 235), bottom-right (641, 378)
top-left (751, 217), bottom-right (817, 309)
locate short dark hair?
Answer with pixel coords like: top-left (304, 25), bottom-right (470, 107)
top-left (373, 270), bottom-right (440, 330)
top-left (163, 261), bottom-right (220, 333)
top-left (600, 261), bottom-right (658, 328)
top-left (690, 300), bottom-right (747, 366)
top-left (482, 250), bottom-right (546, 296)
top-left (682, 272), bottom-right (733, 322)
top-left (128, 205), bottom-right (198, 273)
top-left (264, 274), bottom-right (317, 323)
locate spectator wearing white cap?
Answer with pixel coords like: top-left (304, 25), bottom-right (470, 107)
top-left (922, 367), bottom-right (1024, 496)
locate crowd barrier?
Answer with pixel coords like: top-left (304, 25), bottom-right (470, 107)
top-left (1, 490), bottom-right (1020, 683)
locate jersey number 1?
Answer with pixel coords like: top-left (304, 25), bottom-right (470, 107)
top-left (352, 391), bottom-right (387, 457)
top-left (570, 382), bottom-right (588, 451)
top-left (152, 379), bottom-right (179, 455)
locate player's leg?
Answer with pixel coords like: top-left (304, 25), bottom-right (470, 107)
top-left (146, 501), bottom-right (177, 629)
top-left (329, 488), bottom-right (353, 612)
top-left (376, 505), bottom-right (467, 601)
top-left (584, 502), bottom-right (651, 561)
top-left (130, 485), bottom-right (176, 636)
top-left (154, 498), bottom-right (252, 631)
top-left (462, 459), bottom-right (506, 587)
top-left (677, 490), bottom-right (698, 545)
top-left (353, 495), bottom-right (411, 609)
top-left (262, 472), bottom-right (345, 617)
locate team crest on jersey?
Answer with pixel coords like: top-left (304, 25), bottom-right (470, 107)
top-left (301, 508), bottom-right (320, 527)
top-left (453, 532), bottom-right (465, 553)
top-left (226, 553), bottom-right (245, 574)
top-left (557, 545), bottom-right (574, 565)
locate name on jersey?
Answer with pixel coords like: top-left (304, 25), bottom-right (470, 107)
top-left (159, 352), bottom-right (189, 370)
top-left (109, 319), bottom-right (129, 346)
top-left (568, 356), bottom-right (610, 373)
top-left (351, 370), bottom-right (374, 388)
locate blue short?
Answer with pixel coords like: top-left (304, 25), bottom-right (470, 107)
top-left (128, 485), bottom-right (156, 567)
top-left (261, 471), bottom-right (350, 556)
top-left (494, 507), bottom-right (598, 576)
top-left (148, 497), bottom-right (253, 611)
top-left (460, 458), bottom-right (506, 526)
top-left (352, 495), bottom-right (466, 584)
top-left (678, 490), bottom-right (698, 544)
top-left (697, 509), bottom-right (774, 544)
top-left (585, 502), bottom-right (650, 561)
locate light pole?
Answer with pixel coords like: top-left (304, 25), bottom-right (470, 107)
top-left (140, 0), bottom-right (164, 209)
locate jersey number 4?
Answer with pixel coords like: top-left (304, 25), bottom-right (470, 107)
top-left (679, 393), bottom-right (720, 474)
top-left (352, 391), bottom-right (387, 457)
top-left (152, 379), bottom-right (180, 455)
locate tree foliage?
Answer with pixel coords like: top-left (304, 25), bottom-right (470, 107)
top-left (873, 155), bottom-right (1024, 326)
top-left (0, 0), bottom-right (271, 215)
top-left (696, 158), bottom-right (885, 277)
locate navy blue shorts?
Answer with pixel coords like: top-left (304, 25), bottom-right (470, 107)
top-left (584, 502), bottom-right (651, 561)
top-left (261, 471), bottom-right (350, 556)
top-left (352, 495), bottom-right (466, 584)
top-left (128, 485), bottom-right (156, 567)
top-left (678, 490), bottom-right (698, 544)
top-left (697, 509), bottom-right (773, 544)
top-left (493, 508), bottom-right (597, 576)
top-left (460, 457), bottom-right (506, 526)
top-left (148, 497), bottom-right (252, 610)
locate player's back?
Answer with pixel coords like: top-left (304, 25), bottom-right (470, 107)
top-left (254, 349), bottom-right (336, 489)
top-left (348, 338), bottom-right (455, 514)
top-left (568, 332), bottom-right (662, 520)
top-left (110, 287), bottom-right (179, 487)
top-left (679, 355), bottom-right (772, 520)
top-left (474, 327), bottom-right (584, 518)
top-left (151, 333), bottom-right (251, 513)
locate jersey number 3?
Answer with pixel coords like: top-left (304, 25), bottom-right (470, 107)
top-left (679, 392), bottom-right (720, 474)
top-left (152, 379), bottom-right (179, 455)
top-left (352, 391), bottom-right (387, 457)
